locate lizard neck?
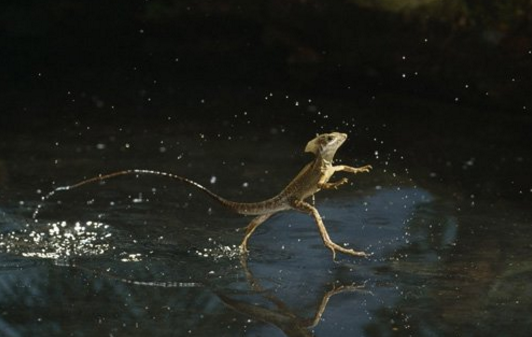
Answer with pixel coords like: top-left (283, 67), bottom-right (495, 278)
top-left (317, 153), bottom-right (334, 165)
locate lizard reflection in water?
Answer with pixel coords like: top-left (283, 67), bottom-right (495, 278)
top-left (42, 132), bottom-right (372, 259)
top-left (76, 252), bottom-right (367, 337)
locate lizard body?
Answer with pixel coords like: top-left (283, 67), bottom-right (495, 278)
top-left (46, 132), bottom-right (372, 259)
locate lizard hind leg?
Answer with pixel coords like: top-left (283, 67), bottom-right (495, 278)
top-left (240, 213), bottom-right (273, 255)
top-left (292, 200), bottom-right (367, 260)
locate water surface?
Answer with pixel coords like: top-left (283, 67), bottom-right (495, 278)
top-left (1, 122), bottom-right (531, 337)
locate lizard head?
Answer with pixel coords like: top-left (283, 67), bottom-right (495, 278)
top-left (305, 132), bottom-right (347, 161)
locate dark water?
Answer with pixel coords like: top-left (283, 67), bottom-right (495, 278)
top-left (1, 108), bottom-right (531, 337)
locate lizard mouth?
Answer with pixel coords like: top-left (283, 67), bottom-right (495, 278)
top-left (334, 132), bottom-right (348, 145)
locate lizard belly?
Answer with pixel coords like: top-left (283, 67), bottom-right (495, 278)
top-left (299, 166), bottom-right (335, 200)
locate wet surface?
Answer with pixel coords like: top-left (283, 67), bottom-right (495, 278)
top-left (1, 114), bottom-right (531, 336)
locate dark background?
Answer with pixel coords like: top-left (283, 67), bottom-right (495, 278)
top-left (1, 0), bottom-right (531, 200)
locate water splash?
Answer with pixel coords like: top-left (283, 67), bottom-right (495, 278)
top-left (0, 220), bottom-right (114, 260)
top-left (195, 238), bottom-right (241, 261)
top-left (32, 188), bottom-right (65, 220)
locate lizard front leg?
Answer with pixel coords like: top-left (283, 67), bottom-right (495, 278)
top-left (319, 177), bottom-right (349, 190)
top-left (318, 164), bottom-right (371, 190)
top-left (292, 199), bottom-right (367, 259)
top-left (317, 167), bottom-right (349, 190)
top-left (333, 164), bottom-right (372, 174)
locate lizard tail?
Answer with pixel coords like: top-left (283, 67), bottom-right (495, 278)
top-left (46, 169), bottom-right (238, 212)
top-left (59, 169), bottom-right (235, 206)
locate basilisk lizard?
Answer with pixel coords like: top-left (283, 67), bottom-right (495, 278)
top-left (42, 132), bottom-right (372, 259)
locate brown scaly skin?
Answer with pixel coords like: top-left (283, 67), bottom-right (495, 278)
top-left (47, 132), bottom-right (372, 259)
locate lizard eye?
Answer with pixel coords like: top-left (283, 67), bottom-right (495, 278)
top-left (326, 135), bottom-right (334, 142)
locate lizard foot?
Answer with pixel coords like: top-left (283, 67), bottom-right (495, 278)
top-left (332, 177), bottom-right (349, 189)
top-left (324, 241), bottom-right (368, 260)
top-left (353, 164), bottom-right (372, 173)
